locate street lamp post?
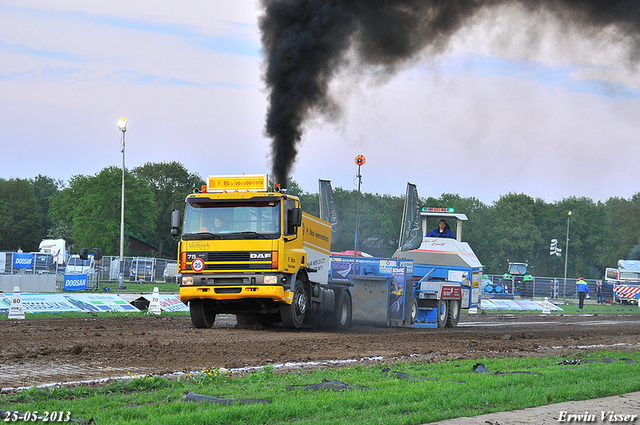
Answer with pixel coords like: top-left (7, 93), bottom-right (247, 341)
top-left (563, 211), bottom-right (572, 301)
top-left (117, 117), bottom-right (127, 289)
top-left (353, 155), bottom-right (365, 274)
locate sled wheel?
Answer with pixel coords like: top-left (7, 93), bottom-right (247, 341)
top-left (437, 300), bottom-right (449, 328)
top-left (333, 290), bottom-right (352, 329)
top-left (446, 300), bottom-right (460, 327)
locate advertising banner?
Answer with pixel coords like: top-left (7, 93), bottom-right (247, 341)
top-left (66, 294), bottom-right (140, 312)
top-left (318, 179), bottom-right (341, 246)
top-left (399, 183), bottom-right (422, 251)
top-left (63, 274), bottom-right (88, 291)
top-left (389, 267), bottom-right (406, 322)
top-left (0, 293), bottom-right (82, 313)
top-left (141, 293), bottom-right (189, 312)
top-left (13, 253), bottom-right (33, 269)
top-left (481, 298), bottom-right (563, 311)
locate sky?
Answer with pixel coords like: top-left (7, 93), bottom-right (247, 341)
top-left (1, 1), bottom-right (640, 205)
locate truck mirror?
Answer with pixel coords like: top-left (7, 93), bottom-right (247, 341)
top-left (291, 208), bottom-right (302, 227)
top-left (170, 209), bottom-right (181, 237)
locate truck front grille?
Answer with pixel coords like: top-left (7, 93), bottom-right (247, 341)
top-left (207, 252), bottom-right (252, 262)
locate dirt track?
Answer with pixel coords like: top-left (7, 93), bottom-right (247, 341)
top-left (2, 312), bottom-right (640, 391)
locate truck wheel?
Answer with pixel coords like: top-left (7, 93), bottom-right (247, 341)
top-left (446, 300), bottom-right (460, 327)
top-left (190, 299), bottom-right (216, 329)
top-left (410, 298), bottom-right (418, 325)
top-left (333, 290), bottom-right (352, 329)
top-left (280, 280), bottom-right (307, 328)
top-left (436, 300), bottom-right (448, 328)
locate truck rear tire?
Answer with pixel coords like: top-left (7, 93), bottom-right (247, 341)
top-left (280, 280), bottom-right (307, 328)
top-left (332, 290), bottom-right (352, 329)
top-left (190, 299), bottom-right (216, 329)
top-left (446, 300), bottom-right (460, 327)
top-left (436, 300), bottom-right (448, 328)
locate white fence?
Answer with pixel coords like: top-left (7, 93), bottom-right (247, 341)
top-left (0, 252), bottom-right (177, 282)
top-left (484, 275), bottom-right (613, 300)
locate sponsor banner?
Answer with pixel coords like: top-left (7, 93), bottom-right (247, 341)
top-left (0, 293), bottom-right (144, 313)
top-left (318, 179), bottom-right (341, 246)
top-left (13, 253), bottom-right (33, 269)
top-left (399, 183), bottom-right (422, 251)
top-left (141, 293), bottom-right (189, 312)
top-left (0, 294), bottom-right (8, 314)
top-left (481, 298), bottom-right (563, 311)
top-left (65, 294), bottom-right (140, 312)
top-left (0, 293), bottom-right (81, 313)
top-left (389, 267), bottom-right (406, 321)
top-left (64, 274), bottom-right (88, 291)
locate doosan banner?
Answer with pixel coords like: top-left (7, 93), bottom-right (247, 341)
top-left (13, 253), bottom-right (33, 269)
top-left (64, 274), bottom-right (88, 291)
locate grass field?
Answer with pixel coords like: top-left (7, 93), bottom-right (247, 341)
top-left (1, 351), bottom-right (639, 425)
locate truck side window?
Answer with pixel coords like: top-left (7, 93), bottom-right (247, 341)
top-left (283, 199), bottom-right (296, 236)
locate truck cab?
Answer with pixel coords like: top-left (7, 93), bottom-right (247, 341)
top-left (172, 175), bottom-right (341, 329)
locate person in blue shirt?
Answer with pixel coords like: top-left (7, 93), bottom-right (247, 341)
top-left (427, 219), bottom-right (456, 239)
top-left (576, 277), bottom-right (589, 311)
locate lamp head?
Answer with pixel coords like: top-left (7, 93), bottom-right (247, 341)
top-left (118, 117), bottom-right (128, 132)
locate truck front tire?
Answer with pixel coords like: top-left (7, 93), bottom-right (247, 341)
top-left (190, 299), bottom-right (217, 329)
top-left (280, 280), bottom-right (307, 328)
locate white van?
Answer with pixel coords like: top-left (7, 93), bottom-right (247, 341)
top-left (163, 262), bottom-right (178, 283)
top-left (65, 255), bottom-right (95, 274)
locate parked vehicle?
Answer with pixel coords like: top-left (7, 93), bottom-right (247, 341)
top-left (605, 260), bottom-right (640, 304)
top-left (163, 262), bottom-right (179, 283)
top-left (130, 258), bottom-right (155, 282)
top-left (38, 239), bottom-right (67, 266)
top-left (65, 254), bottom-right (95, 274)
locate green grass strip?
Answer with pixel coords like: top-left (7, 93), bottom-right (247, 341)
top-left (2, 350), bottom-right (639, 425)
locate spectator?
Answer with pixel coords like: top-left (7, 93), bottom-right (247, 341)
top-left (576, 277), bottom-right (589, 311)
top-left (595, 281), bottom-right (604, 304)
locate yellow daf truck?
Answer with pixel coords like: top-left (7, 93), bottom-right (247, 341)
top-left (171, 174), bottom-right (351, 329)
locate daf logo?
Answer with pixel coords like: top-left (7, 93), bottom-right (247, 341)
top-left (250, 252), bottom-right (272, 260)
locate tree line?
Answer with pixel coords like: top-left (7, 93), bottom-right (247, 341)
top-left (2, 166), bottom-right (639, 278)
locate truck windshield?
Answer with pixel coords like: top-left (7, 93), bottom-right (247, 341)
top-left (182, 199), bottom-right (281, 240)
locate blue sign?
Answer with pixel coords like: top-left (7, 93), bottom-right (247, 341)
top-left (13, 253), bottom-right (33, 269)
top-left (64, 274), bottom-right (88, 291)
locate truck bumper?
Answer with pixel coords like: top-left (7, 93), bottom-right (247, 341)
top-left (180, 285), bottom-right (292, 305)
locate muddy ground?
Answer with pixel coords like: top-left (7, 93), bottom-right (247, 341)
top-left (2, 312), bottom-right (640, 391)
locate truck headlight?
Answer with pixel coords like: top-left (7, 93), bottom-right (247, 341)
top-left (182, 276), bottom-right (194, 285)
top-left (264, 275), bottom-right (278, 285)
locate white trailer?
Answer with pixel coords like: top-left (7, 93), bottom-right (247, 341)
top-left (38, 239), bottom-right (67, 266)
top-left (605, 260), bottom-right (640, 304)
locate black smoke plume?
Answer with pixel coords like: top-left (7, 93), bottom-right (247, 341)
top-left (259, 0), bottom-right (640, 187)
